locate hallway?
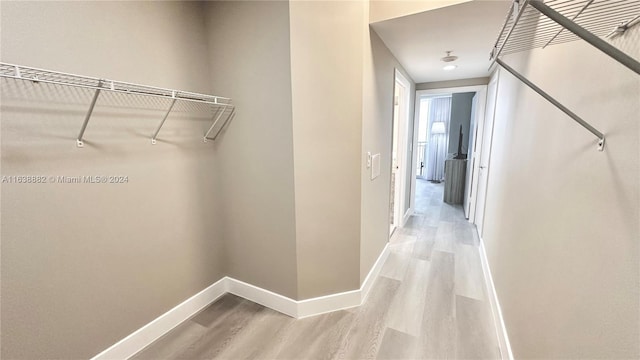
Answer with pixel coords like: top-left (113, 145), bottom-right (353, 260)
top-left (134, 180), bottom-right (500, 359)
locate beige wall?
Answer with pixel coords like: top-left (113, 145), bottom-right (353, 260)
top-left (1, 2), bottom-right (420, 358)
top-left (289, 1), bottom-right (364, 299)
top-left (0, 2), bottom-right (225, 359)
top-left (484, 28), bottom-right (640, 358)
top-left (204, 0), bottom-right (415, 300)
top-left (360, 23), bottom-right (416, 282)
top-left (416, 77), bottom-right (489, 90)
top-left (203, 1), bottom-right (298, 299)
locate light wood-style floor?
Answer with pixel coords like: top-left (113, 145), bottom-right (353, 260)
top-left (134, 180), bottom-right (500, 359)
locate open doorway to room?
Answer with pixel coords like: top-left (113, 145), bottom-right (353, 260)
top-left (389, 69), bottom-right (411, 235)
top-left (416, 95), bottom-right (452, 183)
top-left (410, 85), bottom-right (487, 219)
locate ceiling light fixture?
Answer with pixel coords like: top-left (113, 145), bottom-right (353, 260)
top-left (441, 51), bottom-right (458, 71)
top-left (440, 51), bottom-right (458, 63)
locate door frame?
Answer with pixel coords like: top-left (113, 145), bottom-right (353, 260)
top-left (463, 92), bottom-right (484, 220)
top-left (390, 69), bottom-right (411, 232)
top-left (410, 85), bottom-right (488, 221)
top-left (474, 70), bottom-right (500, 236)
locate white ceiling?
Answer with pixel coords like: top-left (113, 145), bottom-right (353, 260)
top-left (371, 1), bottom-right (511, 84)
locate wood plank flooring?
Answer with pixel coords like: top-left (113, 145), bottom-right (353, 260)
top-left (133, 180), bottom-right (500, 359)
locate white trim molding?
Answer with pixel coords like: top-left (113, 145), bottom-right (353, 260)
top-left (232, 242), bottom-right (391, 319)
top-left (415, 84), bottom-right (489, 98)
top-left (297, 289), bottom-right (361, 319)
top-left (393, 68), bottom-right (412, 230)
top-left (91, 277), bottom-right (227, 360)
top-left (360, 242), bottom-right (391, 303)
top-left (478, 236), bottom-right (514, 360)
top-left (92, 243), bottom-right (391, 359)
top-left (410, 84), bottom-right (489, 226)
top-left (402, 209), bottom-right (412, 228)
top-left (226, 277), bottom-right (298, 318)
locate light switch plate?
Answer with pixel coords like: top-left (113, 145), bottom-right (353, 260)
top-left (371, 153), bottom-right (381, 180)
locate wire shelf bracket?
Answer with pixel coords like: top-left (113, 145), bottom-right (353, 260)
top-left (151, 95), bottom-right (177, 145)
top-left (77, 80), bottom-right (103, 148)
top-left (203, 105), bottom-right (235, 143)
top-left (211, 108), bottom-right (236, 142)
top-left (496, 58), bottom-right (605, 151)
top-left (0, 62), bottom-right (235, 147)
top-left (489, 0), bottom-right (640, 152)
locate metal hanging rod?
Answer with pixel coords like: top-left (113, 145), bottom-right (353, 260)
top-left (0, 62), bottom-right (235, 147)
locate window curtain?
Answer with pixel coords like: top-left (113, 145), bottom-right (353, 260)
top-left (425, 96), bottom-right (452, 181)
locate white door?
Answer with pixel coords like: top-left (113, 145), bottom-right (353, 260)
top-left (474, 70), bottom-right (500, 237)
top-left (390, 69), bottom-right (410, 233)
top-left (390, 83), bottom-right (401, 233)
top-left (463, 94), bottom-right (478, 219)
top-left (465, 87), bottom-right (487, 221)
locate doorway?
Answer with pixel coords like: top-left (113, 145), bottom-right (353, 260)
top-left (416, 95), bottom-right (452, 183)
top-left (390, 69), bottom-right (411, 234)
top-left (410, 85), bottom-right (488, 220)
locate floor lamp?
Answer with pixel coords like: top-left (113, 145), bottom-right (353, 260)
top-left (431, 122), bottom-right (446, 183)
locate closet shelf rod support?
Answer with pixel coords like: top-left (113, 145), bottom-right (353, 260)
top-left (77, 80), bottom-right (103, 148)
top-left (607, 15), bottom-right (640, 38)
top-left (529, 0), bottom-right (640, 75)
top-left (151, 94), bottom-right (177, 145)
top-left (208, 108), bottom-right (236, 142)
top-left (495, 58), bottom-right (605, 151)
top-left (489, 0), bottom-right (530, 69)
top-left (203, 105), bottom-right (229, 142)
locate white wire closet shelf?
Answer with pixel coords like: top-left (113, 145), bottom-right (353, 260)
top-left (491, 0), bottom-right (640, 58)
top-left (488, 0), bottom-right (640, 152)
top-left (0, 62), bottom-right (236, 147)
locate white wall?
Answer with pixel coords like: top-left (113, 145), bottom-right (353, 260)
top-left (1, 2), bottom-right (224, 359)
top-left (483, 28), bottom-right (640, 358)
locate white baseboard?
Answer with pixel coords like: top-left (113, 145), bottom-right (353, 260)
top-left (297, 242), bottom-right (390, 318)
top-left (401, 208), bottom-right (412, 227)
top-left (92, 243), bottom-right (392, 359)
top-left (229, 243), bottom-right (391, 319)
top-left (91, 277), bottom-right (227, 360)
top-left (360, 242), bottom-right (390, 303)
top-left (226, 277), bottom-right (297, 318)
top-left (478, 236), bottom-right (514, 360)
top-left (297, 289), bottom-right (361, 318)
